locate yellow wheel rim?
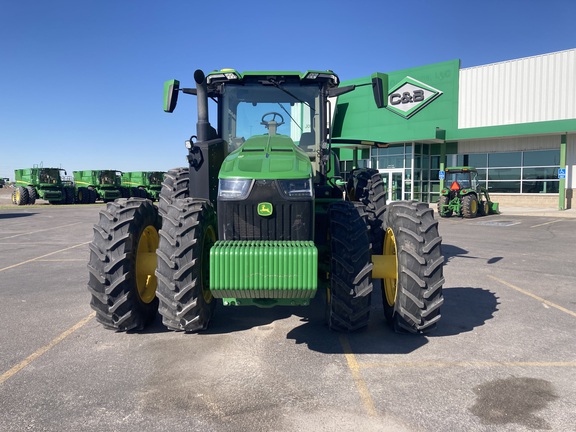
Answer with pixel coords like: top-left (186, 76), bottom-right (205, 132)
top-left (201, 225), bottom-right (216, 303)
top-left (383, 227), bottom-right (398, 307)
top-left (135, 225), bottom-right (159, 303)
top-left (471, 199), bottom-right (478, 214)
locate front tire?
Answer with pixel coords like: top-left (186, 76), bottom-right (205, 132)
top-left (478, 200), bottom-right (490, 216)
top-left (156, 198), bottom-right (217, 332)
top-left (326, 201), bottom-right (373, 332)
top-left (87, 198), bottom-right (161, 331)
top-left (13, 186), bottom-right (29, 205)
top-left (381, 201), bottom-right (444, 333)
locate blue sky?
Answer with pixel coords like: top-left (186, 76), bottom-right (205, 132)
top-left (1, 0), bottom-right (575, 180)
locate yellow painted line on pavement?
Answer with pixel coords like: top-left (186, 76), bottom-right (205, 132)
top-left (339, 334), bottom-right (378, 417)
top-left (530, 219), bottom-right (562, 228)
top-left (359, 361), bottom-right (576, 369)
top-left (0, 221), bottom-right (83, 240)
top-left (0, 312), bottom-right (95, 385)
top-left (489, 275), bottom-right (576, 318)
top-left (0, 241), bottom-right (91, 272)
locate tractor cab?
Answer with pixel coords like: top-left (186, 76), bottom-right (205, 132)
top-left (163, 69), bottom-right (386, 202)
top-left (38, 168), bottom-right (62, 185)
top-left (446, 167), bottom-right (477, 192)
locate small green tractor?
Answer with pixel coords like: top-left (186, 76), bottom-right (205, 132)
top-left (87, 69), bottom-right (444, 334)
top-left (121, 171), bottom-right (165, 201)
top-left (73, 170), bottom-right (123, 204)
top-left (437, 166), bottom-right (499, 218)
top-left (12, 167), bottom-right (75, 205)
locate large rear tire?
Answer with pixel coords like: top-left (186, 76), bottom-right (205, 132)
top-left (461, 194), bottom-right (478, 218)
top-left (326, 201), bottom-right (373, 332)
top-left (64, 187), bottom-right (75, 204)
top-left (382, 201), bottom-right (444, 333)
top-left (87, 198), bottom-right (161, 331)
top-left (77, 187), bottom-right (88, 204)
top-left (27, 186), bottom-right (37, 205)
top-left (156, 198), bottom-right (217, 332)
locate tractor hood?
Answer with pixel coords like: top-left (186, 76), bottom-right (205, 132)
top-left (219, 135), bottom-right (312, 180)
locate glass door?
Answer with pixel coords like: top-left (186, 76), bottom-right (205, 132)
top-left (379, 169), bottom-right (404, 203)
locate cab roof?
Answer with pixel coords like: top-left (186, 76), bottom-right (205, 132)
top-left (205, 69), bottom-right (340, 88)
top-left (445, 166), bottom-right (478, 172)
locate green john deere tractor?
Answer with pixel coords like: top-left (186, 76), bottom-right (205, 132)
top-left (87, 69), bottom-right (444, 334)
top-left (121, 171), bottom-right (165, 201)
top-left (437, 166), bottom-right (499, 218)
top-left (12, 167), bottom-right (75, 205)
top-left (73, 170), bottom-right (123, 204)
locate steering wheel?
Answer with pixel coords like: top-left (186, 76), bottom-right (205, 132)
top-left (260, 112), bottom-right (285, 127)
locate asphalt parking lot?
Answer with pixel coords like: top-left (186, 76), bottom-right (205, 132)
top-left (0, 200), bottom-right (575, 432)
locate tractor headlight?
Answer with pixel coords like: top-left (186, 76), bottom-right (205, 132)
top-left (277, 178), bottom-right (313, 199)
top-left (218, 178), bottom-right (253, 200)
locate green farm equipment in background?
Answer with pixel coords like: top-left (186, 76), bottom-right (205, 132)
top-left (87, 68), bottom-right (444, 335)
top-left (121, 171), bottom-right (165, 201)
top-left (437, 166), bottom-right (499, 218)
top-left (12, 167), bottom-right (75, 205)
top-left (73, 170), bottom-right (123, 204)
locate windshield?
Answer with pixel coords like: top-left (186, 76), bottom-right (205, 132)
top-left (39, 169), bottom-right (60, 184)
top-left (148, 172), bottom-right (164, 185)
top-left (220, 83), bottom-right (323, 153)
top-left (99, 171), bottom-right (117, 185)
top-left (446, 171), bottom-right (478, 189)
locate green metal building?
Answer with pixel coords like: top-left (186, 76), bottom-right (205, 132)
top-left (334, 48), bottom-right (576, 210)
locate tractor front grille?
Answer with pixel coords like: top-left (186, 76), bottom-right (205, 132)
top-left (217, 180), bottom-right (313, 241)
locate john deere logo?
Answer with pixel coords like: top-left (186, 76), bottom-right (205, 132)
top-left (258, 202), bottom-right (273, 217)
top-left (387, 76), bottom-right (442, 119)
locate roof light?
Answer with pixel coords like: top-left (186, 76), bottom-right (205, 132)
top-left (207, 69), bottom-right (240, 84)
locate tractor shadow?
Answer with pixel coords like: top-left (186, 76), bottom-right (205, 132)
top-left (139, 284), bottom-right (499, 353)
top-left (285, 283), bottom-right (500, 355)
top-left (206, 306), bottom-right (294, 334)
top-left (442, 243), bottom-right (503, 265)
top-left (136, 305), bottom-right (295, 335)
top-left (430, 286), bottom-right (499, 336)
top-left (0, 212), bottom-right (36, 219)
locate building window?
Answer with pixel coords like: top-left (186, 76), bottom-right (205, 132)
top-left (523, 150), bottom-right (560, 166)
top-left (451, 149), bottom-right (560, 194)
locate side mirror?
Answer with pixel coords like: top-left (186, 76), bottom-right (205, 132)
top-left (327, 85), bottom-right (356, 98)
top-left (163, 79), bottom-right (180, 113)
top-left (371, 72), bottom-right (388, 108)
